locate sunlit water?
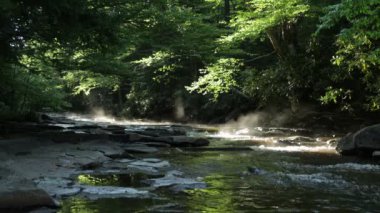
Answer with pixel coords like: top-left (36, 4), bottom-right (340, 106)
top-left (55, 113), bottom-right (380, 212)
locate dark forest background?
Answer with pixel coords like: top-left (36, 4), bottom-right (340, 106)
top-left (1, 0), bottom-right (379, 123)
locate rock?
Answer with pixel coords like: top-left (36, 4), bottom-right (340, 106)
top-left (373, 151), bottom-right (380, 158)
top-left (124, 144), bottom-right (159, 153)
top-left (336, 133), bottom-right (356, 155)
top-left (0, 188), bottom-right (57, 209)
top-left (67, 125), bottom-right (100, 129)
top-left (77, 140), bottom-right (125, 156)
top-left (109, 133), bottom-right (152, 142)
top-left (85, 128), bottom-right (112, 135)
top-left (129, 159), bottom-right (170, 168)
top-left (130, 127), bottom-right (187, 137)
top-left (81, 186), bottom-right (151, 199)
top-left (39, 132), bottom-right (109, 143)
top-left (81, 162), bottom-right (103, 170)
top-left (0, 122), bottom-right (64, 134)
top-left (147, 203), bottom-right (184, 213)
top-left (140, 142), bottom-right (171, 148)
top-left (146, 170), bottom-right (206, 192)
top-left (104, 125), bottom-right (125, 134)
top-left (117, 159), bottom-right (135, 163)
top-left (337, 124), bottom-right (380, 155)
top-left (35, 177), bottom-right (80, 198)
top-left (247, 167), bottom-right (267, 175)
top-left (141, 158), bottom-right (164, 163)
top-left (63, 150), bottom-right (111, 166)
top-left (106, 125), bottom-right (126, 129)
top-left (124, 159), bottom-right (170, 174)
top-left (169, 182), bottom-right (207, 193)
top-left (127, 165), bottom-right (159, 174)
top-left (107, 152), bottom-right (135, 159)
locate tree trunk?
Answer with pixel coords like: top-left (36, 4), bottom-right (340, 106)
top-left (224, 0), bottom-right (230, 22)
top-left (266, 28), bottom-right (286, 60)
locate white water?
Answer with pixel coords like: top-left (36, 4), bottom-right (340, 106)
top-left (209, 127), bottom-right (337, 154)
top-left (253, 145), bottom-right (336, 153)
top-left (281, 162), bottom-right (380, 173)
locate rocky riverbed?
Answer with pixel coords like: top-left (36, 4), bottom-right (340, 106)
top-left (1, 113), bottom-right (380, 212)
top-left (0, 114), bottom-right (211, 212)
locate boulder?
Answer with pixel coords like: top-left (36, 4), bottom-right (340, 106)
top-left (0, 178), bottom-right (57, 209)
top-left (336, 133), bottom-right (356, 155)
top-left (0, 189), bottom-right (57, 209)
top-left (336, 124), bottom-right (380, 155)
top-left (372, 151), bottom-right (380, 159)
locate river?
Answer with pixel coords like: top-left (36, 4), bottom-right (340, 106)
top-left (54, 113), bottom-right (380, 212)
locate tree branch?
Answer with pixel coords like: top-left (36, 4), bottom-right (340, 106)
top-left (244, 51), bottom-right (276, 63)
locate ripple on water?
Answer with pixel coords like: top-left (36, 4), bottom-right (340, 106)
top-left (274, 172), bottom-right (350, 189)
top-left (280, 162), bottom-right (380, 173)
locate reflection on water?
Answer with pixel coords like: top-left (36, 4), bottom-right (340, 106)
top-left (59, 197), bottom-right (167, 213)
top-left (77, 173), bottom-right (163, 188)
top-left (61, 150), bottom-right (380, 212)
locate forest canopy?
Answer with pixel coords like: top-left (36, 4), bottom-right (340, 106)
top-left (0, 0), bottom-right (379, 121)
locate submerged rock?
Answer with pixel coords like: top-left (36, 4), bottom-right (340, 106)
top-left (336, 124), bottom-right (380, 156)
top-left (146, 170), bottom-right (206, 192)
top-left (147, 203), bottom-right (184, 213)
top-left (247, 167), bottom-right (267, 175)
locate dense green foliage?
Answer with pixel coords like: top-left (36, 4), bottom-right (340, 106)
top-left (0, 0), bottom-right (379, 121)
top-left (318, 0), bottom-right (380, 111)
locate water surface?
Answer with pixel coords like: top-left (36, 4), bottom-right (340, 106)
top-left (57, 115), bottom-right (380, 212)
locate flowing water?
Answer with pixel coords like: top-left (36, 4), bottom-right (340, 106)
top-left (56, 114), bottom-right (380, 212)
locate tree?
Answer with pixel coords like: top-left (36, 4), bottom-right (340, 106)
top-left (0, 0), bottom-right (128, 118)
top-left (318, 0), bottom-right (380, 111)
top-left (190, 0), bottom-right (313, 111)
